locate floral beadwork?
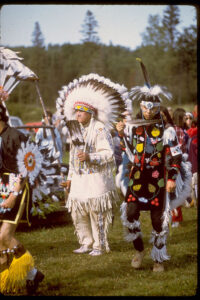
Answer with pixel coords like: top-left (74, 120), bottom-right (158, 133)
top-left (133, 184), bottom-right (141, 191)
top-left (136, 126), bottom-right (143, 135)
top-left (123, 120), bottom-right (168, 205)
top-left (148, 184), bottom-right (156, 193)
top-left (134, 170), bottom-right (140, 179)
top-left (151, 197), bottom-right (159, 206)
top-left (152, 170), bottom-right (159, 178)
top-left (127, 194), bottom-right (136, 202)
top-left (151, 127), bottom-right (160, 137)
top-left (149, 158), bottom-right (160, 166)
top-left (136, 143), bottom-right (143, 153)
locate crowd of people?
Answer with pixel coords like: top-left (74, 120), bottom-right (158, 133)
top-left (0, 72), bottom-right (198, 295)
top-left (168, 106), bottom-right (197, 209)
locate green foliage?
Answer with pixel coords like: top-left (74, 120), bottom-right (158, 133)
top-left (5, 6), bottom-right (197, 119)
top-left (162, 5), bottom-right (180, 49)
top-left (6, 101), bottom-right (43, 123)
top-left (7, 36), bottom-right (196, 111)
top-left (31, 191), bottom-right (64, 219)
top-left (15, 205), bottom-right (197, 296)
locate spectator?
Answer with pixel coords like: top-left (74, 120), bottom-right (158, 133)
top-left (184, 112), bottom-right (193, 130)
top-left (187, 123), bottom-right (198, 207)
top-left (171, 108), bottom-right (189, 226)
top-left (35, 110), bottom-right (63, 163)
top-left (112, 110), bottom-right (132, 173)
top-left (167, 106), bottom-right (173, 120)
top-left (192, 104), bottom-right (197, 119)
top-left (173, 108), bottom-right (188, 153)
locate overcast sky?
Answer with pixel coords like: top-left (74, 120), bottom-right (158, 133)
top-left (1, 4), bottom-right (197, 50)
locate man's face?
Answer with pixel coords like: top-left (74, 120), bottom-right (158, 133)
top-left (75, 110), bottom-right (91, 125)
top-left (140, 103), bottom-right (159, 120)
top-left (44, 115), bottom-right (51, 125)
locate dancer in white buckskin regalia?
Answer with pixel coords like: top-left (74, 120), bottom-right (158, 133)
top-left (56, 73), bottom-right (128, 256)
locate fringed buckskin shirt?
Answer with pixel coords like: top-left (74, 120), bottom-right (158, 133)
top-left (66, 119), bottom-right (119, 213)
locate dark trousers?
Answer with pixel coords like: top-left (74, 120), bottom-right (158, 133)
top-left (126, 201), bottom-right (164, 252)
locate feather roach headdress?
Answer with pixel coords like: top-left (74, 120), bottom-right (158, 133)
top-left (56, 73), bottom-right (128, 129)
top-left (0, 47), bottom-right (38, 98)
top-left (130, 84), bottom-right (172, 104)
top-left (130, 58), bottom-right (172, 105)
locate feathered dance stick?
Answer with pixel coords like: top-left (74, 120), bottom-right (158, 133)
top-left (0, 47), bottom-right (39, 124)
top-left (0, 47), bottom-right (64, 179)
top-left (0, 48), bottom-right (67, 213)
top-left (0, 48), bottom-right (61, 161)
top-left (0, 47), bottom-right (38, 96)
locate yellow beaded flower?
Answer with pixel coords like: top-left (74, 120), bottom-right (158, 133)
top-left (136, 143), bottom-right (143, 153)
top-left (133, 184), bottom-right (141, 191)
top-left (151, 127), bottom-right (160, 137)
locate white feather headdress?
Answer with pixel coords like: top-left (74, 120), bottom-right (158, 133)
top-left (132, 58), bottom-right (172, 104)
top-left (130, 84), bottom-right (172, 103)
top-left (56, 73), bottom-right (129, 132)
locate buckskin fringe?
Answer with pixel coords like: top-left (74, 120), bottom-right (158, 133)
top-left (120, 202), bottom-right (142, 242)
top-left (66, 190), bottom-right (119, 214)
top-left (170, 160), bottom-right (192, 210)
top-left (150, 229), bottom-right (168, 245)
top-left (151, 245), bottom-right (170, 263)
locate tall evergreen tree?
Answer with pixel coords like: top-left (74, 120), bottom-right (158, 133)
top-left (31, 21), bottom-right (45, 48)
top-left (80, 10), bottom-right (100, 43)
top-left (162, 5), bottom-right (180, 49)
top-left (30, 22), bottom-right (46, 106)
top-left (141, 14), bottom-right (165, 48)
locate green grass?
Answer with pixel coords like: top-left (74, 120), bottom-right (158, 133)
top-left (15, 203), bottom-right (198, 296)
top-left (6, 102), bottom-right (198, 296)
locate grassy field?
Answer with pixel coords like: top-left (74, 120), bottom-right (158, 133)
top-left (14, 202), bottom-right (198, 296)
top-left (6, 101), bottom-right (197, 296)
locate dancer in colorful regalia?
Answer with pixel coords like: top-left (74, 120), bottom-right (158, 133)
top-left (0, 102), bottom-right (40, 294)
top-left (56, 73), bottom-right (128, 256)
top-left (115, 59), bottom-right (192, 272)
top-left (0, 47), bottom-right (63, 294)
top-left (0, 104), bottom-right (59, 295)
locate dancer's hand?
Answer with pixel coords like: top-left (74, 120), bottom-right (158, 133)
top-left (0, 174), bottom-right (25, 209)
top-left (77, 151), bottom-right (89, 162)
top-left (0, 88), bottom-right (9, 101)
top-left (0, 194), bottom-right (17, 209)
top-left (166, 180), bottom-right (176, 193)
top-left (60, 180), bottom-right (71, 192)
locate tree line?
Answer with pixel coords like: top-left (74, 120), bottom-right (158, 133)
top-left (6, 5), bottom-right (197, 114)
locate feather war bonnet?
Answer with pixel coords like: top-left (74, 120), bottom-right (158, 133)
top-left (56, 73), bottom-right (129, 132)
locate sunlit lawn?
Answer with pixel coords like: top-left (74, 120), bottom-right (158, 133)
top-left (14, 202), bottom-right (198, 296)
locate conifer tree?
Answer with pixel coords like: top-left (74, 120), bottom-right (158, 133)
top-left (162, 5), bottom-right (180, 49)
top-left (31, 21), bottom-right (45, 48)
top-left (80, 10), bottom-right (100, 44)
